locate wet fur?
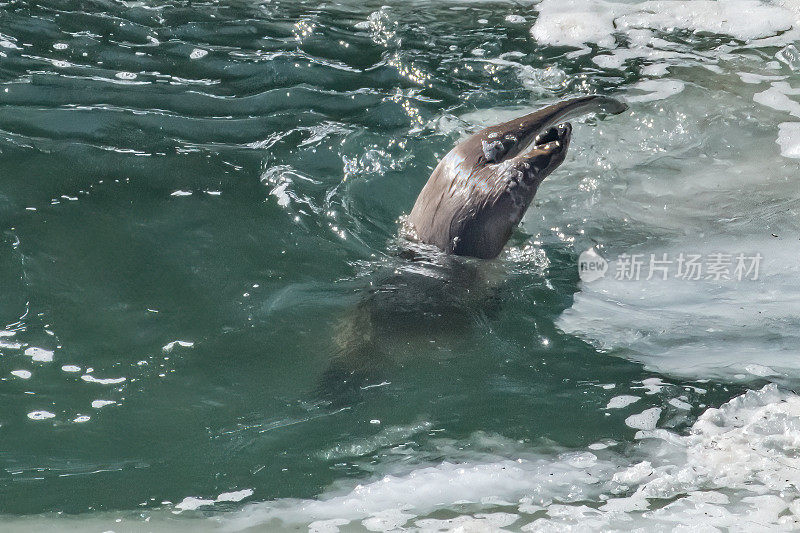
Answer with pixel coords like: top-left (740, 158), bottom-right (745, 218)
top-left (408, 95), bottom-right (627, 259)
top-left (317, 96), bottom-right (628, 404)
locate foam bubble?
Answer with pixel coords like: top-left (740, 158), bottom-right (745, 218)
top-left (777, 122), bottom-right (800, 157)
top-left (175, 497), bottom-right (215, 511)
top-left (625, 407), bottom-right (662, 430)
top-left (417, 513), bottom-right (519, 531)
top-left (0, 339), bottom-right (22, 349)
top-left (174, 489), bottom-right (255, 514)
top-left (81, 375), bottom-right (126, 385)
top-left (776, 43), bottom-right (800, 70)
top-left (642, 63), bottom-right (669, 76)
top-left (605, 395), bottom-right (640, 409)
top-left (28, 411), bottom-right (56, 420)
top-left (25, 347), bottom-right (54, 362)
top-left (190, 48), bottom-right (208, 60)
top-left (636, 378), bottom-right (666, 395)
top-left (754, 82), bottom-right (800, 117)
top-left (362, 509), bottom-right (415, 531)
top-left (10, 369), bottom-right (31, 379)
top-left (0, 34), bottom-right (20, 49)
top-left (162, 340), bottom-right (194, 352)
top-left (530, 1), bottom-right (620, 48)
top-left (91, 400), bottom-right (115, 409)
top-left (738, 71), bottom-right (786, 84)
top-left (216, 489), bottom-right (254, 503)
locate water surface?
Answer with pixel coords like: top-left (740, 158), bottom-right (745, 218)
top-left (2, 0), bottom-right (800, 531)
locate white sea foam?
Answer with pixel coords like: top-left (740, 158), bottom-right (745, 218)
top-left (214, 386), bottom-right (800, 532)
top-left (531, 0), bottom-right (797, 50)
top-left (526, 22), bottom-right (800, 383)
top-left (777, 121), bottom-right (800, 157)
top-left (504, 14), bottom-right (526, 24)
top-left (605, 395), bottom-right (640, 409)
top-left (27, 411), bottom-right (55, 421)
top-left (754, 81), bottom-right (800, 117)
top-left (176, 497), bottom-right (215, 511)
top-left (625, 407), bottom-right (662, 430)
top-left (175, 489), bottom-right (254, 512)
top-left (635, 378), bottom-right (667, 395)
top-left (0, 33), bottom-right (20, 49)
top-left (615, 0), bottom-right (792, 41)
top-left (162, 340), bottom-right (194, 352)
top-left (216, 489), bottom-right (254, 503)
top-left (558, 239), bottom-right (800, 381)
top-left (0, 340), bottom-right (23, 349)
top-left (190, 48), bottom-right (208, 60)
top-left (81, 375), bottom-right (126, 385)
top-left (24, 347), bottom-right (54, 362)
top-left (530, 0), bottom-right (622, 49)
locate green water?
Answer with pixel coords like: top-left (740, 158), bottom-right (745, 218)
top-left (0, 0), bottom-right (785, 528)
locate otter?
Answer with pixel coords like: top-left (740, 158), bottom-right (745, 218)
top-left (318, 95), bottom-right (627, 403)
top-left (407, 95), bottom-right (627, 259)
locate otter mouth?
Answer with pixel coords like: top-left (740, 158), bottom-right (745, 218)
top-left (524, 122), bottom-right (572, 174)
top-left (532, 122), bottom-right (571, 152)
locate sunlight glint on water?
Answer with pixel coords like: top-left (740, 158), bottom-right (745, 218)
top-left (1, 0), bottom-right (800, 531)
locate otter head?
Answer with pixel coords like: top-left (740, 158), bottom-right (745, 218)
top-left (407, 96), bottom-right (626, 259)
top-left (448, 122), bottom-right (572, 259)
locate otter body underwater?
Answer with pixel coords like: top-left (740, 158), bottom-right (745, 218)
top-left (319, 95), bottom-right (628, 401)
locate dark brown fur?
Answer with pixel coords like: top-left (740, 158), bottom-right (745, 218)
top-left (408, 96), bottom-right (627, 259)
